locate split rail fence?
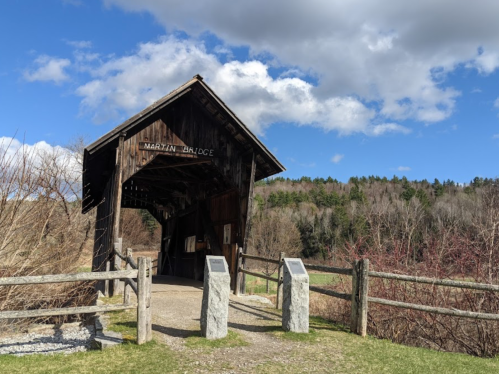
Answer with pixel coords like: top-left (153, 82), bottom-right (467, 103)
top-left (0, 244), bottom-right (153, 345)
top-left (235, 248), bottom-right (286, 309)
top-left (234, 252), bottom-right (499, 337)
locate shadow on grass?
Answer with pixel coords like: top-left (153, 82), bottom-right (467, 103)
top-left (308, 316), bottom-right (351, 333)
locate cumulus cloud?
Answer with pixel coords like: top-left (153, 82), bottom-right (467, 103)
top-left (23, 55), bottom-right (71, 84)
top-left (0, 137), bottom-right (80, 175)
top-left (331, 154), bottom-right (344, 164)
top-left (494, 97), bottom-right (499, 108)
top-left (75, 36), bottom-right (399, 136)
top-left (493, 134), bottom-right (499, 139)
top-left (103, 0), bottom-right (499, 126)
top-left (397, 166), bottom-right (411, 171)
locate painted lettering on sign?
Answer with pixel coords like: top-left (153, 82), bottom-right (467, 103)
top-left (139, 142), bottom-right (216, 157)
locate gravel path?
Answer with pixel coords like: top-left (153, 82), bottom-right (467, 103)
top-left (0, 324), bottom-right (95, 356)
top-left (151, 276), bottom-right (310, 373)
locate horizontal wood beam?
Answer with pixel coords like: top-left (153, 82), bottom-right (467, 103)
top-left (239, 268), bottom-right (279, 283)
top-left (369, 271), bottom-right (499, 292)
top-left (0, 303), bottom-right (137, 319)
top-left (133, 176), bottom-right (204, 184)
top-left (309, 285), bottom-right (351, 301)
top-left (241, 253), bottom-right (280, 265)
top-left (304, 263), bottom-right (353, 276)
top-left (0, 270), bottom-right (138, 286)
top-left (143, 159), bottom-right (211, 170)
top-left (368, 297), bottom-right (499, 321)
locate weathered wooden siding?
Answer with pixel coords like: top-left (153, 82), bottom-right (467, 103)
top-left (92, 163), bottom-right (117, 273)
top-left (121, 98), bottom-right (244, 191)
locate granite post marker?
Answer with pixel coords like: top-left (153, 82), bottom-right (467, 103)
top-left (200, 256), bottom-right (231, 339)
top-left (282, 258), bottom-right (309, 333)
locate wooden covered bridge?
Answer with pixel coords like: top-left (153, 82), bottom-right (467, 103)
top-left (82, 75), bottom-right (284, 292)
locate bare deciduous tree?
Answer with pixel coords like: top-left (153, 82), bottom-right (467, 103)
top-left (249, 209), bottom-right (302, 292)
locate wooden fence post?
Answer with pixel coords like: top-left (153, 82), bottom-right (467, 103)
top-left (113, 238), bottom-right (123, 296)
top-left (276, 252), bottom-right (285, 309)
top-left (146, 257), bottom-right (152, 342)
top-left (124, 248), bottom-right (132, 305)
top-left (137, 257), bottom-right (152, 344)
top-left (358, 259), bottom-right (369, 337)
top-left (350, 260), bottom-right (359, 334)
top-left (351, 259), bottom-right (369, 337)
top-left (235, 247), bottom-right (243, 296)
top-left (104, 261), bottom-right (110, 297)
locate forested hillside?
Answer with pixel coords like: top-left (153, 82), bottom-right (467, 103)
top-left (251, 175), bottom-right (499, 279)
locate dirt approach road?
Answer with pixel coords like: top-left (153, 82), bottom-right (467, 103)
top-left (150, 276), bottom-right (341, 373)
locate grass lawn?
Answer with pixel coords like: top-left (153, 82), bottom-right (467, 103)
top-left (245, 272), bottom-right (340, 294)
top-left (1, 311), bottom-right (499, 373)
top-left (2, 298), bottom-right (499, 373)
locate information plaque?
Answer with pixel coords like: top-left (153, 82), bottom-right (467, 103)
top-left (288, 260), bottom-right (306, 275)
top-left (210, 258), bottom-right (226, 273)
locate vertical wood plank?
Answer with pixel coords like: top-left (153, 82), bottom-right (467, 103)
top-left (235, 247), bottom-right (243, 296)
top-left (350, 260), bottom-right (359, 334)
top-left (157, 252), bottom-right (163, 276)
top-left (104, 261), bottom-right (110, 297)
top-left (137, 257), bottom-right (147, 345)
top-left (358, 259), bottom-right (369, 337)
top-left (276, 251), bottom-right (285, 309)
top-left (110, 134), bottom-right (125, 296)
top-left (124, 248), bottom-right (132, 305)
top-left (146, 257), bottom-right (152, 342)
top-left (240, 153), bottom-right (256, 295)
top-left (113, 239), bottom-right (123, 295)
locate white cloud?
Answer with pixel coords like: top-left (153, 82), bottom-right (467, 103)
top-left (494, 97), bottom-right (499, 108)
top-left (104, 0), bottom-right (499, 126)
top-left (24, 55), bottom-right (71, 84)
top-left (368, 123), bottom-right (411, 136)
top-left (398, 166), bottom-right (411, 171)
top-left (74, 37), bottom-right (384, 135)
top-left (66, 40), bottom-right (93, 49)
top-left (493, 134), bottom-right (499, 139)
top-left (331, 154), bottom-right (344, 164)
top-left (0, 137), bottom-right (81, 182)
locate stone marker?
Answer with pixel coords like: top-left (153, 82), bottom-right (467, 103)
top-left (200, 255), bottom-right (231, 339)
top-left (282, 258), bottom-right (309, 333)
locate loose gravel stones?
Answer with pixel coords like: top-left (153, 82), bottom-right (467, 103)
top-left (0, 325), bottom-right (95, 356)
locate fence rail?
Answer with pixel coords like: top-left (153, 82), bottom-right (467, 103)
top-left (235, 250), bottom-right (285, 309)
top-left (0, 270), bottom-right (138, 286)
top-left (305, 258), bottom-right (499, 337)
top-left (0, 248), bottom-right (153, 345)
top-left (303, 263), bottom-right (352, 276)
top-left (369, 270), bottom-right (499, 292)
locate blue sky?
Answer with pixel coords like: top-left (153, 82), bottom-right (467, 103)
top-left (1, 0), bottom-right (498, 183)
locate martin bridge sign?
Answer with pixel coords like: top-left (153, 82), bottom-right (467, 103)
top-left (139, 142), bottom-right (216, 157)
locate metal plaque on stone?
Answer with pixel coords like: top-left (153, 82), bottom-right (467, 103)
top-left (200, 255), bottom-right (230, 339)
top-left (288, 260), bottom-right (306, 275)
top-left (282, 258), bottom-right (309, 333)
top-left (209, 258), bottom-right (226, 273)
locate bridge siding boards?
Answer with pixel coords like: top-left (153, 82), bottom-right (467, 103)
top-left (83, 76), bottom-right (284, 290)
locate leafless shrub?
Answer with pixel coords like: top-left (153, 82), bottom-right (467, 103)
top-left (0, 138), bottom-right (94, 331)
top-left (248, 209), bottom-right (302, 291)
